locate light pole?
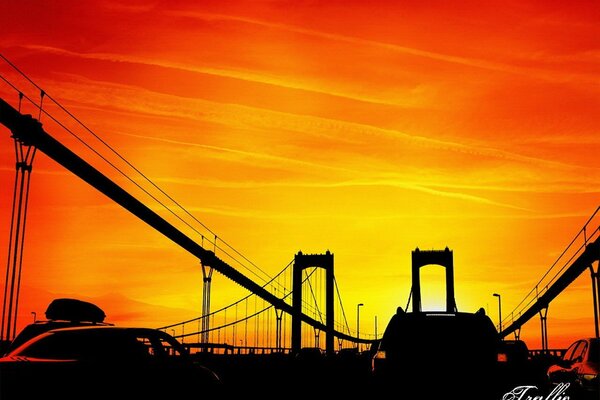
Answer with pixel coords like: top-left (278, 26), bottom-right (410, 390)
top-left (357, 303), bottom-right (364, 351)
top-left (31, 311), bottom-right (36, 323)
top-left (493, 293), bottom-right (502, 334)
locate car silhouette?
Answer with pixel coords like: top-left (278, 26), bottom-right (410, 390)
top-left (294, 346), bottom-right (325, 361)
top-left (371, 307), bottom-right (500, 397)
top-left (497, 339), bottom-right (539, 388)
top-left (547, 337), bottom-right (598, 399)
top-left (0, 326), bottom-right (221, 399)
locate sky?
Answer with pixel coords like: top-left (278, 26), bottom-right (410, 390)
top-left (0, 0), bottom-right (598, 349)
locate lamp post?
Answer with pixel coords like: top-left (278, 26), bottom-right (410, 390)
top-left (493, 293), bottom-right (502, 334)
top-left (357, 303), bottom-right (364, 351)
top-left (31, 311), bottom-right (36, 323)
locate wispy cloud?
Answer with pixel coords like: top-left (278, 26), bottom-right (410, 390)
top-left (113, 130), bottom-right (353, 174)
top-left (19, 44), bottom-right (416, 108)
top-left (149, 174), bottom-right (599, 195)
top-left (48, 72), bottom-right (593, 174)
top-left (168, 11), bottom-right (599, 85)
top-left (16, 45), bottom-right (597, 175)
top-left (6, 54), bottom-right (593, 216)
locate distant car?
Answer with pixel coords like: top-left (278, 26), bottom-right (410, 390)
top-left (0, 326), bottom-right (221, 399)
top-left (294, 346), bottom-right (325, 361)
top-left (497, 339), bottom-right (539, 390)
top-left (498, 339), bottom-right (530, 364)
top-left (547, 337), bottom-right (598, 398)
top-left (371, 307), bottom-right (500, 396)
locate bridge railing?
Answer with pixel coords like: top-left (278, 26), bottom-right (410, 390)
top-left (501, 206), bottom-right (600, 335)
top-left (184, 342), bottom-right (293, 355)
top-left (528, 348), bottom-right (565, 358)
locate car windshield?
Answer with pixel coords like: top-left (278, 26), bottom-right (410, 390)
top-left (15, 332), bottom-right (82, 359)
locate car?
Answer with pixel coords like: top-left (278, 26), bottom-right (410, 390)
top-left (5, 298), bottom-right (112, 354)
top-left (547, 337), bottom-right (598, 399)
top-left (0, 326), bottom-right (221, 399)
top-left (371, 306), bottom-right (500, 397)
top-left (496, 339), bottom-right (544, 390)
top-left (498, 339), bottom-right (530, 364)
top-left (294, 346), bottom-right (325, 361)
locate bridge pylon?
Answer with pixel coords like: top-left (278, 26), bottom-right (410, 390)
top-left (0, 106), bottom-right (39, 343)
top-left (411, 247), bottom-right (457, 313)
top-left (292, 251), bottom-right (334, 355)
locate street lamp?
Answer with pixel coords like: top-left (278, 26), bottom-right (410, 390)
top-left (493, 293), bottom-right (502, 333)
top-left (357, 303), bottom-right (364, 351)
top-left (31, 311), bottom-right (36, 322)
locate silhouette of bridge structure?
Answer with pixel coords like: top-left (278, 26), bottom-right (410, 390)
top-left (0, 55), bottom-right (598, 361)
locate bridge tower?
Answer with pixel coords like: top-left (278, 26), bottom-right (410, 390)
top-left (0, 105), bottom-right (40, 343)
top-left (411, 247), bottom-right (458, 313)
top-left (292, 251), bottom-right (334, 355)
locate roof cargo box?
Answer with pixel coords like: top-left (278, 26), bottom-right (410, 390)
top-left (45, 298), bottom-right (106, 323)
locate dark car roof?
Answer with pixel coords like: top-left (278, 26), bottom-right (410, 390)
top-left (7, 325), bottom-right (179, 357)
top-left (6, 298), bottom-right (112, 355)
top-left (379, 309), bottom-right (499, 352)
top-left (22, 325), bottom-right (174, 341)
top-left (43, 325), bottom-right (162, 334)
top-left (7, 320), bottom-right (113, 353)
top-left (382, 310), bottom-right (498, 332)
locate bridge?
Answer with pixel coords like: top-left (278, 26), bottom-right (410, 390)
top-left (0, 55), bottom-right (598, 386)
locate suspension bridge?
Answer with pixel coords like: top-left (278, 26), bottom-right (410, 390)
top-left (0, 55), bottom-right (598, 386)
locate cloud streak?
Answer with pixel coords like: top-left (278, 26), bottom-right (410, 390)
top-left (45, 70), bottom-right (594, 174)
top-left (19, 44), bottom-right (414, 109)
top-left (168, 11), bottom-right (599, 85)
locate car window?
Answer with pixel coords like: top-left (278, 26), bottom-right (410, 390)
top-left (570, 341), bottom-right (587, 362)
top-left (562, 341), bottom-right (579, 361)
top-left (156, 336), bottom-right (180, 357)
top-left (138, 332), bottom-right (183, 358)
top-left (16, 332), bottom-right (83, 359)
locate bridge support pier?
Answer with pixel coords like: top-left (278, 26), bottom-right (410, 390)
top-left (514, 327), bottom-right (521, 341)
top-left (201, 262), bottom-right (214, 346)
top-left (539, 306), bottom-right (549, 351)
top-left (275, 308), bottom-right (283, 352)
top-left (590, 262), bottom-right (600, 338)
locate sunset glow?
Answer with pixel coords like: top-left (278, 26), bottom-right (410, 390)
top-left (0, 0), bottom-right (598, 349)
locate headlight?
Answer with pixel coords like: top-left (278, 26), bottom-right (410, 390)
top-left (581, 373), bottom-right (597, 382)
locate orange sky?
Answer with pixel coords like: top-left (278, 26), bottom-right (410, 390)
top-left (0, 0), bottom-right (598, 349)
